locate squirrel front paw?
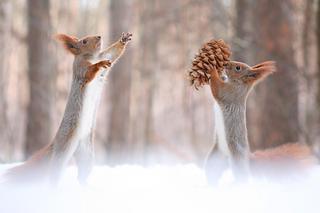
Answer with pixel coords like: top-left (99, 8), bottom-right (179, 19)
top-left (120, 32), bottom-right (132, 44)
top-left (98, 60), bottom-right (112, 68)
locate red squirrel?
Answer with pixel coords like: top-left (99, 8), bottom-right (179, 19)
top-left (205, 61), bottom-right (318, 183)
top-left (3, 33), bottom-right (132, 185)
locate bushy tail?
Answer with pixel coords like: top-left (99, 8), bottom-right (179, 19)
top-left (250, 143), bottom-right (318, 178)
top-left (2, 144), bottom-right (53, 184)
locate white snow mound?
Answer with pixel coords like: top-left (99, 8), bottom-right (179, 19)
top-left (0, 164), bottom-right (319, 213)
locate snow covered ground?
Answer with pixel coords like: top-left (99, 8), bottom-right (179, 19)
top-left (0, 164), bottom-right (319, 213)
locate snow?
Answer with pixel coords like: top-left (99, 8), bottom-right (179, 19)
top-left (0, 164), bottom-right (320, 213)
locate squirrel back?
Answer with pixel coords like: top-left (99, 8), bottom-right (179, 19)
top-left (250, 143), bottom-right (318, 178)
top-left (2, 144), bottom-right (53, 184)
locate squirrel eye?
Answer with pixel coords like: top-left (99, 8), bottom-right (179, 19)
top-left (235, 65), bottom-right (241, 72)
top-left (82, 39), bottom-right (87, 45)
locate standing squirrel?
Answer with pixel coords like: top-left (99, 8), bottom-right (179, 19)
top-left (3, 32), bottom-right (132, 185)
top-left (205, 61), bottom-right (317, 183)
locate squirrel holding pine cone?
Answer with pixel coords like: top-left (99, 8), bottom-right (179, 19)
top-left (189, 38), bottom-right (318, 183)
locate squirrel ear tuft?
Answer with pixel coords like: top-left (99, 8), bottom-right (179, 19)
top-left (55, 34), bottom-right (80, 55)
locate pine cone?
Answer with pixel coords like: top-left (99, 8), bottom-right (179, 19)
top-left (188, 39), bottom-right (231, 89)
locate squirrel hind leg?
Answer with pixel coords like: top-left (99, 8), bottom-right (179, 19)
top-left (204, 144), bottom-right (229, 185)
top-left (74, 135), bottom-right (94, 185)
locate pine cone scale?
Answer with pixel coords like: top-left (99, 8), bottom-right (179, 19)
top-left (188, 39), bottom-right (231, 89)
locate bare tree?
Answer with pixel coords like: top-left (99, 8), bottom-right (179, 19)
top-left (316, 0), bottom-right (320, 155)
top-left (105, 0), bottom-right (133, 164)
top-left (317, 0), bottom-right (320, 117)
top-left (234, 0), bottom-right (300, 149)
top-left (233, 0), bottom-right (254, 63)
top-left (0, 0), bottom-right (12, 161)
top-left (249, 0), bottom-right (299, 149)
top-left (25, 0), bottom-right (57, 157)
top-left (129, 0), bottom-right (158, 164)
top-left (299, 0), bottom-right (319, 147)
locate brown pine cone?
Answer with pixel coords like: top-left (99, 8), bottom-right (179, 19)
top-left (188, 39), bottom-right (231, 89)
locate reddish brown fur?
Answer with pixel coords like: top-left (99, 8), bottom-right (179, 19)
top-left (250, 143), bottom-right (318, 178)
top-left (55, 34), bottom-right (80, 55)
top-left (56, 34), bottom-right (103, 57)
top-left (245, 61), bottom-right (276, 84)
top-left (4, 144), bottom-right (53, 183)
top-left (209, 67), bottom-right (225, 99)
top-left (85, 60), bottom-right (111, 84)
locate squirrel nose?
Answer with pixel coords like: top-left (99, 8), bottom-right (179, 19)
top-left (96, 36), bottom-right (101, 40)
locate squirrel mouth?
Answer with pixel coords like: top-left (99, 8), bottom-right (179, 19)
top-left (245, 73), bottom-right (258, 78)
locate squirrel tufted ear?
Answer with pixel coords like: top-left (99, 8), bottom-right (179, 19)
top-left (55, 34), bottom-right (80, 55)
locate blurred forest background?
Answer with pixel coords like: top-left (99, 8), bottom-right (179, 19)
top-left (0, 0), bottom-right (319, 165)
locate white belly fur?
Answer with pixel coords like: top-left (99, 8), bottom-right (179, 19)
top-left (54, 69), bottom-right (107, 169)
top-left (213, 102), bottom-right (230, 156)
top-left (76, 73), bottom-right (105, 140)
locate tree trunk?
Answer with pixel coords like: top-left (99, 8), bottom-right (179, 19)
top-left (250, 0), bottom-right (299, 149)
top-left (25, 0), bottom-right (56, 157)
top-left (233, 0), bottom-right (254, 63)
top-left (317, 0), bottom-right (320, 119)
top-left (316, 0), bottom-right (320, 156)
top-left (129, 0), bottom-right (158, 164)
top-left (106, 0), bottom-right (133, 165)
top-left (0, 0), bottom-right (12, 162)
top-left (300, 0), bottom-right (317, 147)
top-left (234, 0), bottom-right (299, 149)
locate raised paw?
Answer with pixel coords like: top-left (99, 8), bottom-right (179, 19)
top-left (99, 60), bottom-right (112, 68)
top-left (120, 32), bottom-right (132, 44)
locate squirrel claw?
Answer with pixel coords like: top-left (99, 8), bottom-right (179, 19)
top-left (100, 60), bottom-right (112, 68)
top-left (120, 32), bottom-right (132, 44)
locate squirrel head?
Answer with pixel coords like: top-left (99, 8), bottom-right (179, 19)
top-left (211, 60), bottom-right (276, 104)
top-left (224, 61), bottom-right (276, 86)
top-left (56, 34), bottom-right (102, 57)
